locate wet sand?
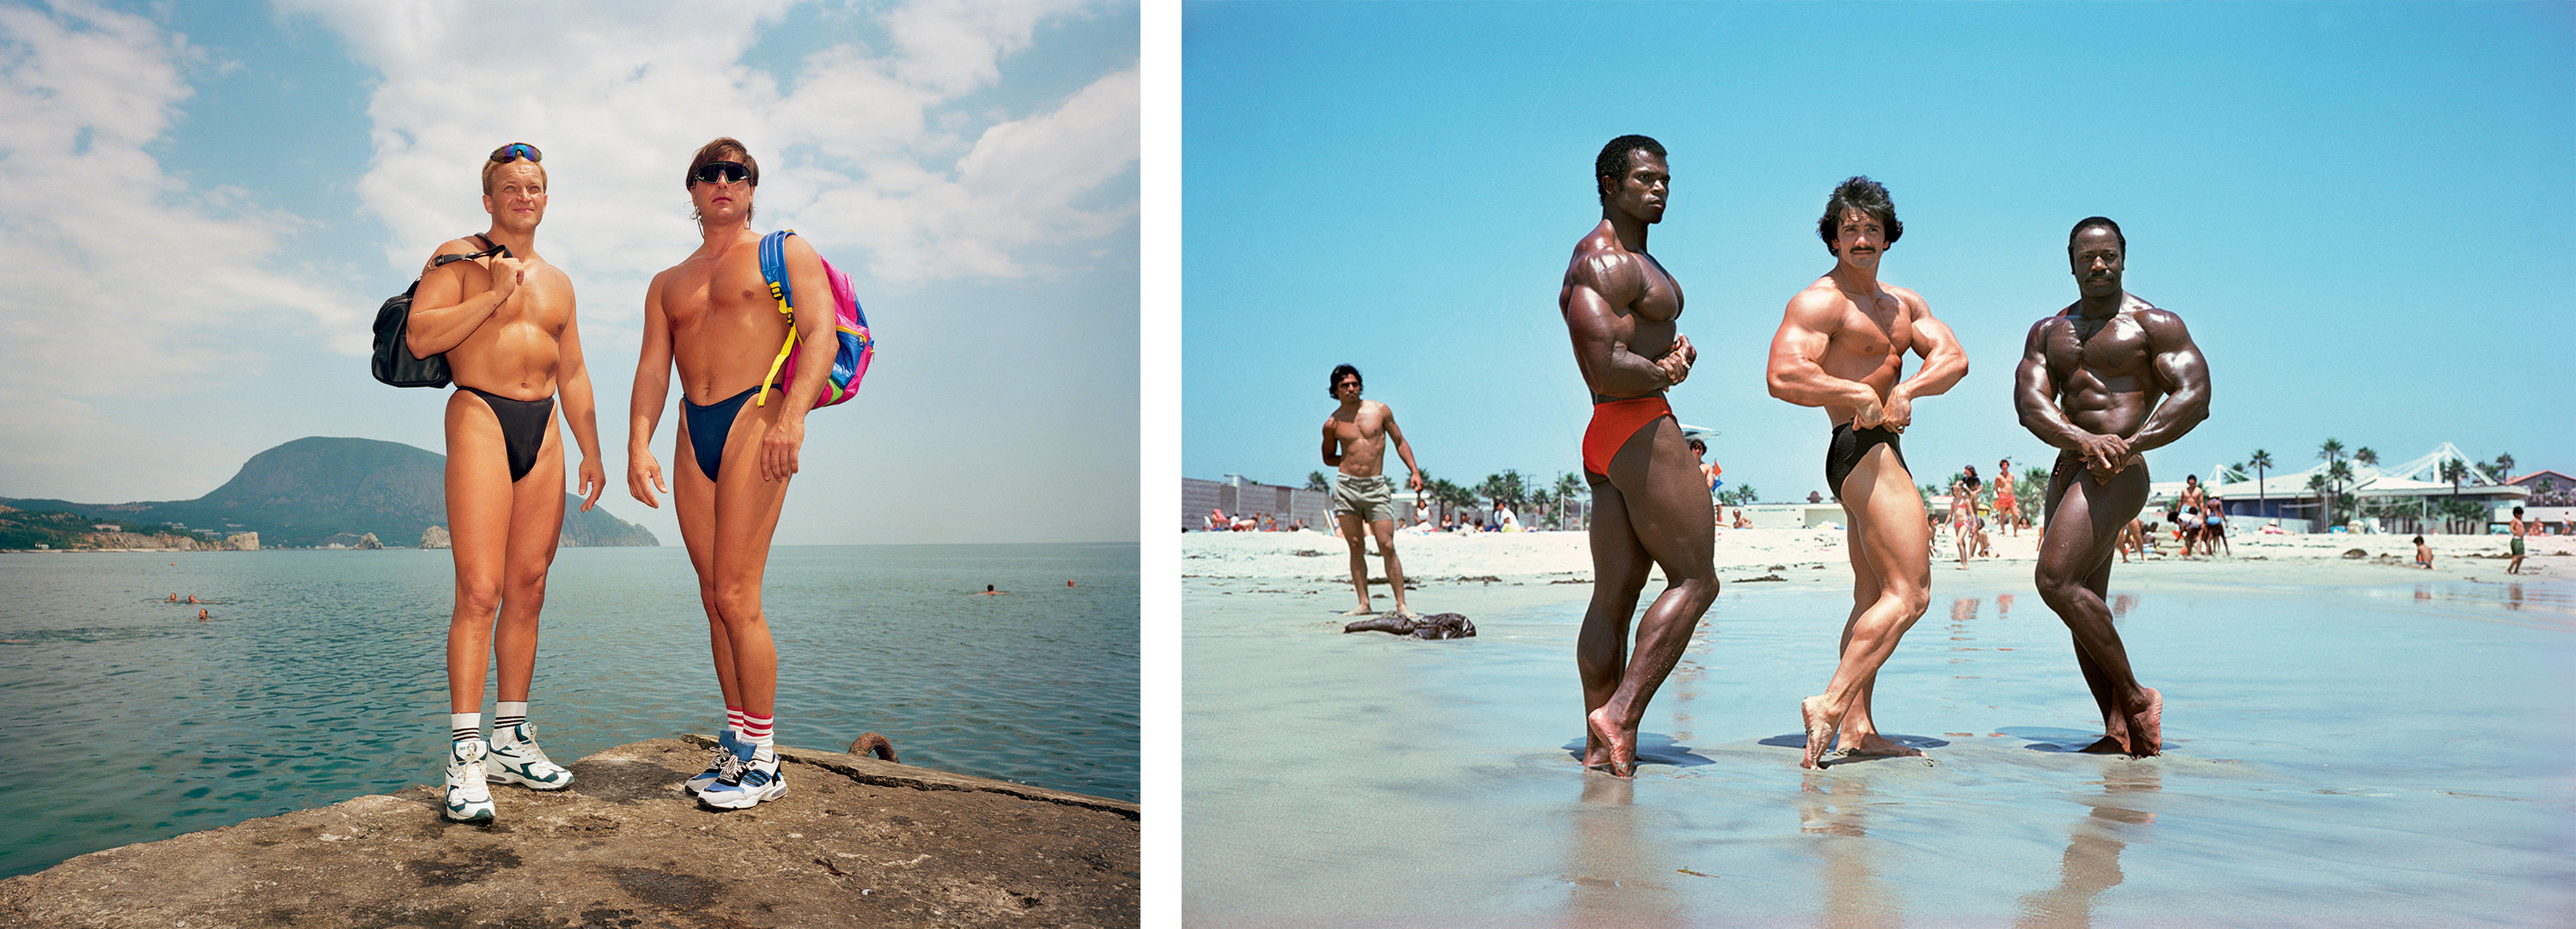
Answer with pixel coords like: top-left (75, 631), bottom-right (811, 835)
top-left (1182, 530), bottom-right (2576, 927)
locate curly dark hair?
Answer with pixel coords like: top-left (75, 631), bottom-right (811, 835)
top-left (1328, 363), bottom-right (1361, 398)
top-left (1816, 176), bottom-right (1902, 254)
top-left (1595, 135), bottom-right (1666, 204)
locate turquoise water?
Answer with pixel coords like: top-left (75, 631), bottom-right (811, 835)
top-left (0, 543), bottom-right (1137, 879)
top-left (1186, 573), bottom-right (2576, 926)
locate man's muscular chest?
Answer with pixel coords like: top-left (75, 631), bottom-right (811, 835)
top-left (1830, 291), bottom-right (1908, 359)
top-left (488, 265), bottom-right (571, 336)
top-left (2048, 313), bottom-right (2153, 379)
top-left (1632, 253), bottom-right (1683, 322)
top-left (665, 253), bottom-right (774, 332)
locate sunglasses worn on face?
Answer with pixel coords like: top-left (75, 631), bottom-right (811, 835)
top-left (489, 143), bottom-right (542, 164)
top-left (692, 161), bottom-right (751, 185)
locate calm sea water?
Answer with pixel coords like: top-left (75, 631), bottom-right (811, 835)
top-left (0, 542), bottom-right (1137, 879)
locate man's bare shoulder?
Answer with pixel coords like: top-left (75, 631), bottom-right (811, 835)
top-left (1885, 282), bottom-right (1931, 313)
top-left (2125, 298), bottom-right (2195, 343)
top-left (1782, 276), bottom-right (1851, 325)
top-left (1362, 398), bottom-right (1393, 421)
top-left (1566, 237), bottom-right (1645, 298)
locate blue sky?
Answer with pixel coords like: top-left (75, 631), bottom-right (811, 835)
top-left (1182, 2), bottom-right (2575, 507)
top-left (0, 0), bottom-right (1139, 545)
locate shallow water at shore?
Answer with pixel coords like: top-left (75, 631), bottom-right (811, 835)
top-left (1183, 570), bottom-right (2575, 926)
top-left (0, 543), bottom-right (1137, 878)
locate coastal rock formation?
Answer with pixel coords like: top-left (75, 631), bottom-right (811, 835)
top-left (420, 525), bottom-right (451, 549)
top-left (224, 531), bottom-right (258, 550)
top-left (0, 737), bottom-right (1138, 928)
top-left (1, 436), bottom-right (657, 549)
top-left (1344, 611), bottom-right (1477, 640)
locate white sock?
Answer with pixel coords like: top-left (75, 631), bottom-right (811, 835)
top-left (742, 711), bottom-right (775, 755)
top-left (494, 701), bottom-right (528, 738)
top-left (450, 712), bottom-right (482, 744)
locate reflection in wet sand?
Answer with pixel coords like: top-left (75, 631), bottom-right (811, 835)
top-left (1565, 774), bottom-right (1684, 926)
top-left (2014, 763), bottom-right (2162, 928)
top-left (1800, 774), bottom-right (1902, 929)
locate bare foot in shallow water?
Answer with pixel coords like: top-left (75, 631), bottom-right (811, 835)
top-left (1799, 696), bottom-right (1838, 769)
top-left (1836, 732), bottom-right (1924, 758)
top-left (1339, 604), bottom-right (1376, 616)
top-left (1585, 705), bottom-right (1634, 777)
top-left (2077, 736), bottom-right (2129, 754)
top-left (2124, 687), bottom-right (2163, 756)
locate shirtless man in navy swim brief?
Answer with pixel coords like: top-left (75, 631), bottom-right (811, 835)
top-left (1765, 176), bottom-right (1966, 768)
top-left (626, 137), bottom-right (837, 811)
top-left (1559, 135), bottom-right (1717, 777)
top-left (405, 142), bottom-right (607, 821)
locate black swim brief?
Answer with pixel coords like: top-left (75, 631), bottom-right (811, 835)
top-left (1825, 422), bottom-right (1906, 502)
top-left (461, 386), bottom-right (556, 483)
top-left (681, 385), bottom-right (764, 482)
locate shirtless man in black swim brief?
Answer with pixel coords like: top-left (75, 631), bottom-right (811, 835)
top-left (1765, 177), bottom-right (1966, 768)
top-left (2014, 216), bottom-right (2208, 756)
top-left (1559, 135), bottom-right (1717, 778)
top-left (405, 143), bottom-right (607, 820)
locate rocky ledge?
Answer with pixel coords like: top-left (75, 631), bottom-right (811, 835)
top-left (0, 736), bottom-right (1139, 928)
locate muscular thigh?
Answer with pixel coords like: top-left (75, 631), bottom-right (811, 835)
top-left (709, 402), bottom-right (794, 584)
top-left (2040, 461), bottom-right (2148, 574)
top-left (671, 414), bottom-right (720, 586)
top-left (1603, 416), bottom-right (1714, 575)
top-left (444, 392), bottom-right (515, 583)
top-left (501, 425), bottom-right (567, 575)
top-left (1840, 445), bottom-right (1929, 586)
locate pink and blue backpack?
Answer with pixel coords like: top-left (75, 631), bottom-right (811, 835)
top-left (755, 229), bottom-right (873, 409)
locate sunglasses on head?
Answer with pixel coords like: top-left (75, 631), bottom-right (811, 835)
top-left (489, 143), bottom-right (542, 164)
top-left (692, 161), bottom-right (752, 185)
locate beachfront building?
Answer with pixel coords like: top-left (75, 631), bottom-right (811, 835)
top-left (1182, 476), bottom-right (1334, 532)
top-left (2160, 443), bottom-right (2530, 535)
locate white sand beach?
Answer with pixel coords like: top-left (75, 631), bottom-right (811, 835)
top-left (1182, 527), bottom-right (2575, 927)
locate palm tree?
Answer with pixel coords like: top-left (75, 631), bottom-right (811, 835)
top-left (2327, 458), bottom-right (2355, 528)
top-left (2313, 440), bottom-right (2346, 525)
top-left (2439, 458), bottom-right (2469, 533)
top-left (2488, 452), bottom-right (2516, 483)
top-left (1305, 471), bottom-right (1330, 492)
top-left (2248, 448), bottom-right (2273, 515)
top-left (1555, 471), bottom-right (1584, 530)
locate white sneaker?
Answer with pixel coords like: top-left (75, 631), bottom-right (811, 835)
top-left (698, 743), bottom-right (785, 811)
top-left (443, 738), bottom-right (495, 823)
top-left (683, 730), bottom-right (742, 795)
top-left (484, 722), bottom-right (573, 790)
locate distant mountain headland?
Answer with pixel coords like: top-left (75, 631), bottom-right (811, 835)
top-left (1, 436), bottom-right (659, 550)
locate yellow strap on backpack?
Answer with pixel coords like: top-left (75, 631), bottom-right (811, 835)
top-left (756, 272), bottom-right (797, 407)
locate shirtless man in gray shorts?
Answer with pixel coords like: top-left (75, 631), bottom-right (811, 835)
top-left (1321, 364), bottom-right (1424, 618)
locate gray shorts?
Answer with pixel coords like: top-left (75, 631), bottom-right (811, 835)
top-left (1332, 474), bottom-right (1396, 524)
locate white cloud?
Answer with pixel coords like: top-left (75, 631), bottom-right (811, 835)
top-left (0, 0), bottom-right (349, 494)
top-left (279, 0), bottom-right (1137, 288)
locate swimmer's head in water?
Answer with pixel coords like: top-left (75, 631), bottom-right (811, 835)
top-left (1595, 135), bottom-right (1666, 206)
top-left (1328, 363), bottom-right (1361, 398)
top-left (1819, 176), bottom-right (1901, 255)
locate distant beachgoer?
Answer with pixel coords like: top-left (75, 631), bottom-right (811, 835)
top-left (2414, 535), bottom-right (2433, 568)
top-left (410, 141), bottom-right (602, 822)
top-left (1690, 437), bottom-right (1722, 526)
top-left (2507, 507), bottom-right (2527, 574)
top-left (2014, 216), bottom-right (2210, 757)
top-left (1993, 458), bottom-right (2021, 536)
top-left (1413, 498), bottom-right (1431, 527)
top-left (1321, 364), bottom-right (1425, 618)
top-left (627, 137), bottom-right (832, 811)
top-left (1732, 508), bottom-right (1752, 530)
top-left (2202, 500), bottom-right (2229, 556)
top-left (1766, 175), bottom-right (1966, 768)
top-left (196, 608), bottom-right (209, 622)
top-left (1561, 135), bottom-right (1718, 777)
top-left (1496, 501), bottom-right (1520, 531)
top-left (1951, 471), bottom-right (1981, 569)
top-left (167, 593), bottom-right (178, 603)
top-left (980, 585), bottom-right (1005, 595)
top-left (186, 594), bottom-right (198, 604)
